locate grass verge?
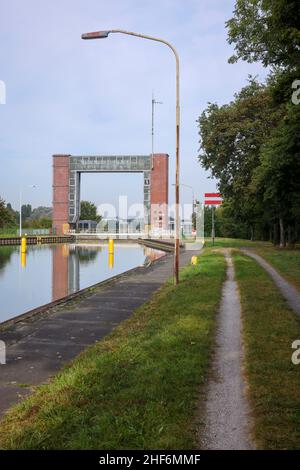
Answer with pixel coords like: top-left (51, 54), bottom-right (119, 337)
top-left (233, 251), bottom-right (300, 449)
top-left (207, 237), bottom-right (300, 291)
top-left (254, 247), bottom-right (300, 291)
top-left (0, 250), bottom-right (226, 450)
top-left (204, 237), bottom-right (271, 249)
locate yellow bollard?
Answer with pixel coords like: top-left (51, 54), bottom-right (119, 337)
top-left (108, 238), bottom-right (114, 254)
top-left (21, 236), bottom-right (27, 254)
top-left (191, 255), bottom-right (198, 265)
top-left (108, 253), bottom-right (114, 269)
top-left (21, 251), bottom-right (27, 268)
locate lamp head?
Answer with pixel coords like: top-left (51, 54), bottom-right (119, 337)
top-left (81, 31), bottom-right (110, 40)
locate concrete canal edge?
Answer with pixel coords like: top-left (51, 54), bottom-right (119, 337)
top-left (0, 235), bottom-right (75, 246)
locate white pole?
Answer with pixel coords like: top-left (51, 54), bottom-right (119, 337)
top-left (19, 187), bottom-right (22, 237)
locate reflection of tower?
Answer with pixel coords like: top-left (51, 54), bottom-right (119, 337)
top-left (52, 245), bottom-right (69, 301)
top-left (52, 244), bottom-right (80, 301)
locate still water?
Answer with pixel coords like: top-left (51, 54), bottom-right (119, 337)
top-left (0, 243), bottom-right (163, 323)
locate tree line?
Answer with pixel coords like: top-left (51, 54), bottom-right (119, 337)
top-left (198, 0), bottom-right (300, 246)
top-left (0, 199), bottom-right (52, 231)
top-left (0, 197), bottom-right (101, 233)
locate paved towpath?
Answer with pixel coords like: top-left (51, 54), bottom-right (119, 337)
top-left (242, 249), bottom-right (300, 317)
top-left (199, 250), bottom-right (253, 450)
top-left (0, 250), bottom-right (195, 416)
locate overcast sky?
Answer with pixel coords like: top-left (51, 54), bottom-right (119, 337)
top-left (0, 0), bottom-right (267, 212)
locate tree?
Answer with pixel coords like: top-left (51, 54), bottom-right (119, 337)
top-left (252, 103), bottom-right (300, 246)
top-left (0, 197), bottom-right (15, 228)
top-left (204, 206), bottom-right (222, 238)
top-left (28, 217), bottom-right (52, 229)
top-left (80, 201), bottom-right (101, 223)
top-left (21, 204), bottom-right (32, 220)
top-left (30, 206), bottom-right (52, 220)
top-left (198, 78), bottom-right (283, 239)
top-left (6, 203), bottom-right (19, 226)
top-left (226, 0), bottom-right (300, 69)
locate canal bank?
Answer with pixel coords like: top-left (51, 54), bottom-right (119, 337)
top-left (0, 241), bottom-right (165, 323)
top-left (0, 248), bottom-right (198, 416)
top-left (0, 235), bottom-right (75, 246)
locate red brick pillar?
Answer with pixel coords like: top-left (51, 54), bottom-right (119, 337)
top-left (52, 154), bottom-right (70, 235)
top-left (150, 154), bottom-right (169, 231)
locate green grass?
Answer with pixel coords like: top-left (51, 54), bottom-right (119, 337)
top-left (254, 247), bottom-right (300, 291)
top-left (204, 237), bottom-right (271, 248)
top-left (207, 239), bottom-right (300, 292)
top-left (233, 252), bottom-right (300, 449)
top-left (0, 233), bottom-right (18, 238)
top-left (0, 250), bottom-right (226, 450)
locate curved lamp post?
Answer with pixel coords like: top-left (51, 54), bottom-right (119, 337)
top-left (81, 29), bottom-right (181, 285)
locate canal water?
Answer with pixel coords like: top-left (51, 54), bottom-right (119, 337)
top-left (0, 243), bottom-right (164, 324)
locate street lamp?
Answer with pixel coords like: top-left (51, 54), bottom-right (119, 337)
top-left (82, 29), bottom-right (181, 285)
top-left (19, 185), bottom-right (37, 236)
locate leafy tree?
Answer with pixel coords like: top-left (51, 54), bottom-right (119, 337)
top-left (227, 0), bottom-right (300, 68)
top-left (204, 206), bottom-right (222, 238)
top-left (0, 197), bottom-right (16, 228)
top-left (80, 201), bottom-right (101, 223)
top-left (26, 217), bottom-right (52, 229)
top-left (21, 204), bottom-right (32, 220)
top-left (198, 78), bottom-right (283, 239)
top-left (30, 206), bottom-right (52, 220)
top-left (198, 79), bottom-right (282, 194)
top-left (198, 0), bottom-right (300, 243)
top-left (6, 203), bottom-right (19, 226)
top-left (252, 103), bottom-right (300, 246)
top-left (215, 202), bottom-right (249, 239)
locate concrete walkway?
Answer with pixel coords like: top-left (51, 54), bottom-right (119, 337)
top-left (242, 250), bottom-right (300, 317)
top-left (199, 251), bottom-right (253, 450)
top-left (0, 250), bottom-right (195, 416)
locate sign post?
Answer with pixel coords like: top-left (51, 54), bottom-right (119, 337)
top-left (204, 193), bottom-right (223, 245)
top-left (211, 206), bottom-right (215, 246)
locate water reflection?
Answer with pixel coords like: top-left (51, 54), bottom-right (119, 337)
top-left (52, 244), bottom-right (102, 300)
top-left (0, 243), bottom-right (164, 323)
top-left (0, 246), bottom-right (15, 273)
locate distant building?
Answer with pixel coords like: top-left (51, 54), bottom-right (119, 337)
top-left (78, 220), bottom-right (98, 232)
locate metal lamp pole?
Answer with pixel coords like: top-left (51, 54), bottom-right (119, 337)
top-left (82, 29), bottom-right (181, 285)
top-left (152, 92), bottom-right (162, 168)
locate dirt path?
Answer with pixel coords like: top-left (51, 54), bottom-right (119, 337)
top-left (242, 250), bottom-right (300, 317)
top-left (198, 250), bottom-right (253, 450)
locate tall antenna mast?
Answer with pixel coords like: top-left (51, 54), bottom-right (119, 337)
top-left (151, 92), bottom-right (162, 168)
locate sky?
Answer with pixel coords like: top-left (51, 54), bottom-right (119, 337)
top-left (0, 0), bottom-right (268, 213)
